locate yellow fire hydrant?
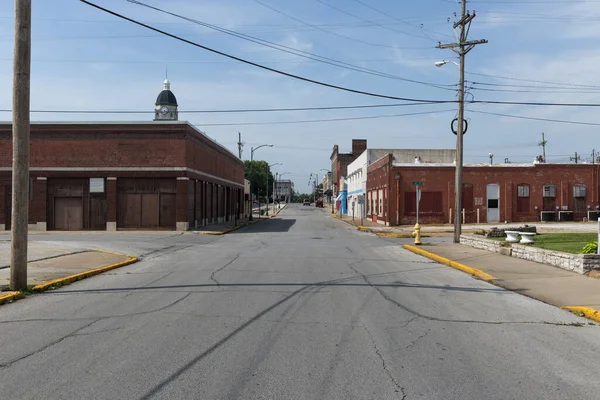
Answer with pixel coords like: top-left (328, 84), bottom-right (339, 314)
top-left (412, 223), bottom-right (422, 245)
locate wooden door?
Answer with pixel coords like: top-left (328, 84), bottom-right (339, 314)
top-left (89, 197), bottom-right (107, 230)
top-left (159, 193), bottom-right (176, 228)
top-left (141, 193), bottom-right (159, 229)
top-left (118, 193), bottom-right (141, 228)
top-left (54, 197), bottom-right (83, 230)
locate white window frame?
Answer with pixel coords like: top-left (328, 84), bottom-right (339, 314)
top-left (543, 184), bottom-right (556, 198)
top-left (517, 184), bottom-right (529, 197)
top-left (574, 184), bottom-right (586, 198)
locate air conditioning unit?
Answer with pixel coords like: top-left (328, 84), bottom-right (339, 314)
top-left (558, 211), bottom-right (573, 222)
top-left (588, 211), bottom-right (600, 221)
top-left (540, 211), bottom-right (556, 222)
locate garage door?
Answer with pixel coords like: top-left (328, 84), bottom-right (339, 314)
top-left (118, 192), bottom-right (175, 229)
top-left (54, 197), bottom-right (83, 231)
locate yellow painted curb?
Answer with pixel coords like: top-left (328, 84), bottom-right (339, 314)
top-left (0, 291), bottom-right (23, 305)
top-left (377, 232), bottom-right (412, 238)
top-left (32, 256), bottom-right (138, 292)
top-left (561, 306), bottom-right (600, 323)
top-left (402, 244), bottom-right (496, 281)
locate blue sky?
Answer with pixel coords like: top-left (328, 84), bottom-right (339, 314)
top-left (1, 0), bottom-right (600, 193)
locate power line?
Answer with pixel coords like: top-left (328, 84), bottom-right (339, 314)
top-left (349, 0), bottom-right (455, 40)
top-left (125, 0), bottom-right (457, 90)
top-left (80, 0), bottom-right (458, 104)
top-left (467, 80), bottom-right (600, 90)
top-left (194, 109), bottom-right (456, 126)
top-left (251, 0), bottom-right (408, 49)
top-left (313, 0), bottom-right (432, 40)
top-left (466, 71), bottom-right (600, 89)
top-left (468, 109), bottom-right (600, 126)
top-left (0, 102), bottom-right (444, 114)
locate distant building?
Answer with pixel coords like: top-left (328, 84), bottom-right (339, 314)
top-left (330, 139), bottom-right (366, 199)
top-left (276, 179), bottom-right (294, 203)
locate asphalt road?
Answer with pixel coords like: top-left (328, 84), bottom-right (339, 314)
top-left (1, 204), bottom-right (600, 399)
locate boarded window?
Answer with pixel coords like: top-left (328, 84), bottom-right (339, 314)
top-left (462, 184), bottom-right (473, 212)
top-left (574, 184), bottom-right (586, 213)
top-left (404, 192), bottom-right (442, 214)
top-left (517, 184), bottom-right (530, 213)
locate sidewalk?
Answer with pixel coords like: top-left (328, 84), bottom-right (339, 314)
top-left (334, 214), bottom-right (596, 236)
top-left (403, 242), bottom-right (600, 322)
top-left (0, 244), bottom-right (136, 305)
top-left (195, 204), bottom-right (288, 235)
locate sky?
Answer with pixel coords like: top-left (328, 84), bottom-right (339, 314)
top-left (1, 0), bottom-right (600, 193)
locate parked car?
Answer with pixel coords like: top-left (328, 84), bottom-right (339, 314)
top-left (303, 200), bottom-right (311, 206)
top-left (315, 199), bottom-right (324, 208)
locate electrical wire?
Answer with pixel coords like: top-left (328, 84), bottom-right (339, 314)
top-left (194, 109), bottom-right (457, 127)
top-left (0, 102), bottom-right (445, 114)
top-left (313, 0), bottom-right (431, 40)
top-left (349, 0), bottom-right (455, 39)
top-left (80, 0), bottom-right (456, 104)
top-left (125, 0), bottom-right (458, 90)
top-left (251, 0), bottom-right (410, 49)
top-left (466, 71), bottom-right (600, 89)
top-left (467, 109), bottom-right (600, 126)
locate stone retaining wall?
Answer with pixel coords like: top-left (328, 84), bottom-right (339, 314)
top-left (460, 234), bottom-right (600, 274)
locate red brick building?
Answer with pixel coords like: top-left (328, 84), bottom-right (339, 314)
top-left (367, 154), bottom-right (600, 226)
top-left (0, 121), bottom-right (245, 231)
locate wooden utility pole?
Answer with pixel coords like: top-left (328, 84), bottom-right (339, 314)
top-left (438, 0), bottom-right (487, 243)
top-left (538, 132), bottom-right (547, 162)
top-left (10, 0), bottom-right (31, 291)
top-left (237, 132), bottom-right (243, 159)
top-left (571, 152), bottom-right (580, 164)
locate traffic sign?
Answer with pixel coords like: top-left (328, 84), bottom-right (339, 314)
top-left (412, 181), bottom-right (423, 186)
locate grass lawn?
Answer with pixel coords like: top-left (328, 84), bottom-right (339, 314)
top-left (491, 233), bottom-right (596, 254)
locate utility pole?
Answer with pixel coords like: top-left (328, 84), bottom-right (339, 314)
top-left (10, 0), bottom-right (31, 291)
top-left (571, 152), bottom-right (580, 164)
top-left (438, 0), bottom-right (487, 243)
top-left (237, 132), bottom-right (243, 159)
top-left (538, 132), bottom-right (547, 162)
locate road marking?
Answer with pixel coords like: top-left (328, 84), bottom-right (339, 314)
top-left (0, 291), bottom-right (23, 305)
top-left (561, 306), bottom-right (600, 323)
top-left (402, 244), bottom-right (496, 281)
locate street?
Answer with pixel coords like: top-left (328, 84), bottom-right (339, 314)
top-left (1, 204), bottom-right (600, 399)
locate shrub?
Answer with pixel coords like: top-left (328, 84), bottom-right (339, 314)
top-left (582, 241), bottom-right (598, 254)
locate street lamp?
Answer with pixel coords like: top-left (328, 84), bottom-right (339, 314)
top-left (435, 58), bottom-right (465, 243)
top-left (435, 60), bottom-right (460, 68)
top-left (249, 144), bottom-right (273, 221)
top-left (266, 162), bottom-right (282, 216)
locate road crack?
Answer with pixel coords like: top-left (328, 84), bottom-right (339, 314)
top-left (210, 254), bottom-right (241, 287)
top-left (363, 324), bottom-right (407, 399)
top-left (347, 259), bottom-right (593, 327)
top-left (0, 318), bottom-right (100, 369)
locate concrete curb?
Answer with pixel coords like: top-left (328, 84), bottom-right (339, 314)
top-left (32, 253), bottom-right (138, 292)
top-left (197, 225), bottom-right (242, 235)
top-left (402, 244), bottom-right (496, 282)
top-left (0, 291), bottom-right (23, 305)
top-left (561, 306), bottom-right (600, 323)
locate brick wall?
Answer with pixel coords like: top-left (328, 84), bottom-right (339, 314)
top-left (366, 158), bottom-right (599, 225)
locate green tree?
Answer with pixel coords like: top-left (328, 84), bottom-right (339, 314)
top-left (244, 160), bottom-right (275, 198)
